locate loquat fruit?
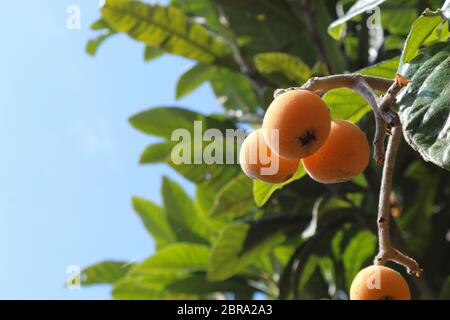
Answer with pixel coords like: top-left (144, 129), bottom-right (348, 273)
top-left (239, 129), bottom-right (300, 184)
top-left (350, 265), bottom-right (411, 300)
top-left (302, 119), bottom-right (370, 184)
top-left (262, 90), bottom-right (331, 160)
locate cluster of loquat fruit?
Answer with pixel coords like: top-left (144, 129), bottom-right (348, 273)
top-left (239, 90), bottom-right (411, 300)
top-left (239, 89), bottom-right (370, 185)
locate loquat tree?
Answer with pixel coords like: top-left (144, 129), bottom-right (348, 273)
top-left (79, 0), bottom-right (450, 300)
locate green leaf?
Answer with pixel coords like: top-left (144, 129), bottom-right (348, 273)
top-left (398, 161), bottom-right (439, 256)
top-left (162, 177), bottom-right (210, 244)
top-left (132, 196), bottom-right (175, 248)
top-left (113, 243), bottom-right (210, 299)
top-left (210, 68), bottom-right (260, 112)
top-left (210, 174), bottom-right (254, 217)
top-left (81, 261), bottom-right (134, 286)
top-left (144, 46), bottom-right (164, 62)
top-left (328, 0), bottom-right (387, 40)
top-left (342, 230), bottom-right (376, 289)
top-left (323, 57), bottom-right (399, 123)
top-left (165, 274), bottom-right (255, 296)
top-left (101, 0), bottom-right (234, 66)
top-left (86, 31), bottom-right (116, 56)
top-left (401, 10), bottom-right (447, 63)
top-left (207, 223), bottom-right (285, 281)
top-left (254, 52), bottom-right (312, 86)
top-left (139, 142), bottom-right (175, 164)
top-left (397, 41), bottom-right (450, 170)
top-left (253, 165), bottom-right (306, 207)
top-left (86, 19), bottom-right (116, 56)
top-left (176, 64), bottom-right (214, 99)
top-left (129, 107), bottom-right (204, 138)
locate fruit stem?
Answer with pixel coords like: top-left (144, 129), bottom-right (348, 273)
top-left (373, 126), bottom-right (422, 277)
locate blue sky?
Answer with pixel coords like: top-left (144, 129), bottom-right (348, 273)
top-left (0, 0), bottom-right (221, 299)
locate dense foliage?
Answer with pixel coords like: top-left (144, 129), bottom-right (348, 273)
top-left (80, 0), bottom-right (450, 300)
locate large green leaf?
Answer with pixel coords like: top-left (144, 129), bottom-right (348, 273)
top-left (176, 64), bottom-right (215, 99)
top-left (254, 52), bottom-right (312, 87)
top-left (113, 243), bottom-right (210, 299)
top-left (210, 174), bottom-right (254, 217)
top-left (328, 0), bottom-right (387, 40)
top-left (132, 196), bottom-right (175, 248)
top-left (401, 10), bottom-right (448, 63)
top-left (101, 0), bottom-right (234, 66)
top-left (323, 57), bottom-right (399, 123)
top-left (175, 64), bottom-right (260, 111)
top-left (397, 41), bottom-right (450, 171)
top-left (162, 177), bottom-right (211, 243)
top-left (342, 230), bottom-right (376, 289)
top-left (209, 68), bottom-right (261, 112)
top-left (207, 223), bottom-right (285, 281)
top-left (253, 165), bottom-right (306, 207)
top-left (130, 107), bottom-right (205, 138)
top-left (81, 261), bottom-right (134, 286)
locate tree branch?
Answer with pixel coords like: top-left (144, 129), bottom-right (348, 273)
top-left (373, 126), bottom-right (422, 276)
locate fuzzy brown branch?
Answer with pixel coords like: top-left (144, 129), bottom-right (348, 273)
top-left (274, 74), bottom-right (394, 97)
top-left (377, 74), bottom-right (409, 127)
top-left (373, 126), bottom-right (422, 277)
top-left (352, 77), bottom-right (387, 165)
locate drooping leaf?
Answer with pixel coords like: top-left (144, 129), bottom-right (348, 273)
top-left (132, 196), bottom-right (175, 247)
top-left (86, 31), bottom-right (116, 56)
top-left (101, 0), bottom-right (234, 67)
top-left (81, 261), bottom-right (134, 286)
top-left (86, 18), bottom-right (117, 56)
top-left (397, 41), bottom-right (450, 171)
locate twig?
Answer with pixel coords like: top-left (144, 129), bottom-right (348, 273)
top-left (373, 126), bottom-right (422, 276)
top-left (275, 74), bottom-right (393, 96)
top-left (377, 74), bottom-right (409, 127)
top-left (352, 77), bottom-right (387, 165)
